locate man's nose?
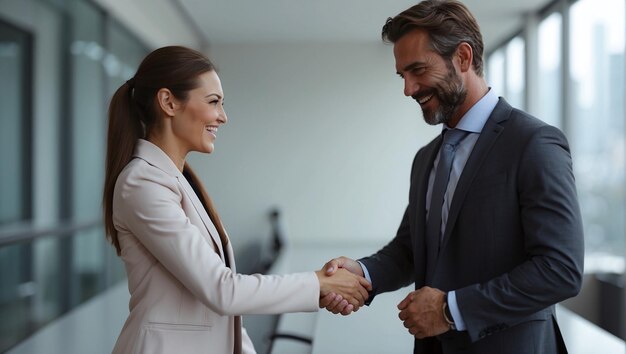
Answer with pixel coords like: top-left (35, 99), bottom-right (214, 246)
top-left (404, 77), bottom-right (419, 97)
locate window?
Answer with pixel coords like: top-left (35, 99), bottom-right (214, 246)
top-left (487, 36), bottom-right (526, 109)
top-left (487, 48), bottom-right (505, 98)
top-left (537, 12), bottom-right (562, 128)
top-left (505, 37), bottom-right (525, 110)
top-left (0, 0), bottom-right (148, 351)
top-left (569, 0), bottom-right (625, 272)
top-left (0, 19), bottom-right (31, 226)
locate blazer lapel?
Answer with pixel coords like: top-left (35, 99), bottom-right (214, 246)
top-left (438, 100), bottom-right (512, 255)
top-left (133, 139), bottom-right (226, 261)
top-left (177, 176), bottom-right (226, 260)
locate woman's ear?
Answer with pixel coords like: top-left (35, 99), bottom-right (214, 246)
top-left (156, 88), bottom-right (178, 117)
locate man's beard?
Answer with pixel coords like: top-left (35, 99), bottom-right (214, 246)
top-left (418, 61), bottom-right (467, 126)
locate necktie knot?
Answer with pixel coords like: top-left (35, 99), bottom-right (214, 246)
top-left (442, 129), bottom-right (468, 149)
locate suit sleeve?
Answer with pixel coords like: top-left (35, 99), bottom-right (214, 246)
top-left (456, 125), bottom-right (584, 341)
top-left (114, 165), bottom-right (320, 316)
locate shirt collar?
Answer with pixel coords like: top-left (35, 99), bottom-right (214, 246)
top-left (443, 88), bottom-right (498, 134)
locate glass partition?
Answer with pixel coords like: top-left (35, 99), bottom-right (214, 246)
top-left (0, 0), bottom-right (148, 351)
top-left (537, 12), bottom-right (562, 128)
top-left (0, 18), bottom-right (31, 226)
top-left (569, 0), bottom-right (625, 272)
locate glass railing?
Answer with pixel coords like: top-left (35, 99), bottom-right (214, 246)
top-left (0, 220), bottom-right (125, 352)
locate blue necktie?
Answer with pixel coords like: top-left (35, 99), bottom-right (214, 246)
top-left (425, 129), bottom-right (467, 278)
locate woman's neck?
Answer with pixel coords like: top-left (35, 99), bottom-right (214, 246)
top-left (147, 133), bottom-right (187, 172)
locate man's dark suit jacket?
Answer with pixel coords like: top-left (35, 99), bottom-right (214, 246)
top-left (361, 99), bottom-right (584, 354)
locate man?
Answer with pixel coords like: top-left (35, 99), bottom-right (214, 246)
top-left (320, 1), bottom-right (584, 353)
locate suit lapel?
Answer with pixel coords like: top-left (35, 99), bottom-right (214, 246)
top-left (438, 100), bottom-right (511, 255)
top-left (177, 176), bottom-right (226, 261)
top-left (133, 139), bottom-right (226, 261)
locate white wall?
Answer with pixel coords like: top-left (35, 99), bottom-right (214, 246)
top-left (188, 42), bottom-right (439, 251)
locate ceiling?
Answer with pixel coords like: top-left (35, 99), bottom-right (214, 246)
top-left (177, 0), bottom-right (553, 51)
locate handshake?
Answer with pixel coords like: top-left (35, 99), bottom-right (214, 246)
top-left (315, 256), bottom-right (451, 339)
top-left (315, 256), bottom-right (371, 315)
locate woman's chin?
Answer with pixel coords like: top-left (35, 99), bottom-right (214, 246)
top-left (197, 142), bottom-right (215, 154)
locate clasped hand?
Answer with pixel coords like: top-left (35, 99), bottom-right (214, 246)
top-left (397, 286), bottom-right (449, 338)
top-left (316, 256), bottom-right (371, 315)
top-left (318, 257), bottom-right (450, 339)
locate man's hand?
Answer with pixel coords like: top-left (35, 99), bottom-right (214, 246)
top-left (397, 286), bottom-right (450, 338)
top-left (318, 257), bottom-right (370, 315)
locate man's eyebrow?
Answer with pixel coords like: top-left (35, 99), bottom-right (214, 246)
top-left (397, 61), bottom-right (425, 76)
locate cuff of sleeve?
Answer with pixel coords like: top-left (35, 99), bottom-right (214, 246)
top-left (357, 261), bottom-right (372, 285)
top-left (448, 290), bottom-right (467, 331)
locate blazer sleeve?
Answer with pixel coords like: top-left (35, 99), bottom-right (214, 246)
top-left (456, 124), bottom-right (584, 341)
top-left (114, 163), bottom-right (320, 316)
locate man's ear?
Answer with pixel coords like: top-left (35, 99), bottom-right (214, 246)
top-left (156, 88), bottom-right (178, 117)
top-left (455, 42), bottom-right (473, 73)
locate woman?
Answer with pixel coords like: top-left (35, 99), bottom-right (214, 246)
top-left (103, 46), bottom-right (370, 354)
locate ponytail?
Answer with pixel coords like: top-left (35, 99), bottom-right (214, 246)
top-left (103, 82), bottom-right (143, 255)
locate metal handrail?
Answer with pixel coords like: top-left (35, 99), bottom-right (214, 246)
top-left (0, 219), bottom-right (102, 247)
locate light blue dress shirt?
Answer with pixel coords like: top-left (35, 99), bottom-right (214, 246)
top-left (360, 89), bottom-right (498, 332)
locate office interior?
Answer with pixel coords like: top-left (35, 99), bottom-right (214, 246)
top-left (0, 0), bottom-right (624, 353)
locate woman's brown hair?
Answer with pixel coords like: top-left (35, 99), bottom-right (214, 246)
top-left (103, 46), bottom-right (226, 255)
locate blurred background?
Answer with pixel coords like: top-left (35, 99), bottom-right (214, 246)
top-left (0, 0), bottom-right (623, 353)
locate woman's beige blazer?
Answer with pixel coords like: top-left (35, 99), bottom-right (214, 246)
top-left (111, 139), bottom-right (319, 354)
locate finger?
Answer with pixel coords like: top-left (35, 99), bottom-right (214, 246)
top-left (397, 296), bottom-right (410, 310)
top-left (351, 288), bottom-right (365, 307)
top-left (346, 295), bottom-right (361, 310)
top-left (319, 292), bottom-right (335, 308)
top-left (326, 294), bottom-right (343, 312)
top-left (402, 317), bottom-right (415, 329)
top-left (331, 298), bottom-right (348, 314)
top-left (398, 309), bottom-right (409, 321)
top-left (324, 259), bottom-right (340, 275)
top-left (358, 286), bottom-right (370, 303)
top-left (329, 294), bottom-right (343, 308)
top-left (333, 299), bottom-right (349, 314)
top-left (359, 278), bottom-right (371, 300)
top-left (358, 276), bottom-right (373, 292)
top-left (409, 326), bottom-right (421, 337)
top-left (397, 291), bottom-right (416, 310)
top-left (341, 304), bottom-right (354, 316)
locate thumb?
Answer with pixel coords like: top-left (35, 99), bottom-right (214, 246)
top-left (397, 292), bottom-right (414, 310)
top-left (324, 258), bottom-right (341, 275)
